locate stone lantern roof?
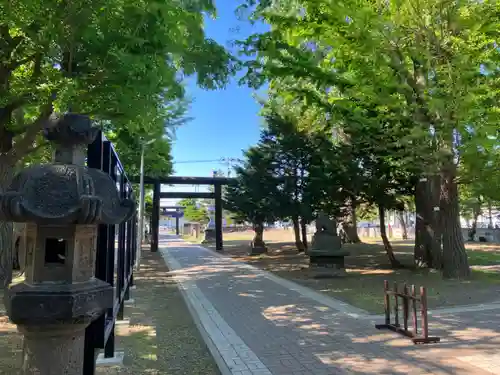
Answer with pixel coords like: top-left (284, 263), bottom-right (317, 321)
top-left (0, 113), bottom-right (135, 225)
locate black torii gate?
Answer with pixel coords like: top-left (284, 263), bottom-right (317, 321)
top-left (132, 176), bottom-right (234, 252)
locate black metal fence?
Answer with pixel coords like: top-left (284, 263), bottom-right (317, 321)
top-left (83, 131), bottom-right (137, 374)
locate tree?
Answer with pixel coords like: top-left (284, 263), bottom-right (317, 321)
top-left (235, 99), bottom-right (354, 251)
top-left (144, 195), bottom-right (153, 219)
top-left (0, 0), bottom-right (234, 286)
top-left (261, 85), bottom-right (357, 246)
top-left (178, 199), bottom-right (208, 223)
top-left (238, 0), bottom-right (500, 278)
top-left (107, 99), bottom-right (191, 179)
top-left (261, 80), bottom-right (416, 257)
top-left (224, 147), bottom-right (278, 250)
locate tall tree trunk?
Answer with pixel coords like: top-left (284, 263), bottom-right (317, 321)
top-left (469, 202), bottom-right (481, 241)
top-left (441, 162), bottom-right (471, 279)
top-left (300, 218), bottom-right (308, 251)
top-left (414, 179), bottom-right (433, 268)
top-left (397, 210), bottom-right (408, 240)
top-left (292, 216), bottom-right (305, 252)
top-left (379, 205), bottom-right (401, 268)
top-left (342, 198), bottom-right (361, 243)
top-left (0, 156), bottom-right (14, 288)
top-left (414, 177), bottom-right (442, 269)
top-left (253, 221), bottom-right (265, 247)
top-left (430, 175), bottom-right (444, 269)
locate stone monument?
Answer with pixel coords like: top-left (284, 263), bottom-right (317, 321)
top-left (202, 204), bottom-right (216, 244)
top-left (0, 113), bottom-right (135, 375)
top-left (309, 212), bottom-right (349, 277)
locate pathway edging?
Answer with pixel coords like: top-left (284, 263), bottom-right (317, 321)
top-left (159, 245), bottom-right (233, 375)
top-left (160, 244), bottom-right (272, 375)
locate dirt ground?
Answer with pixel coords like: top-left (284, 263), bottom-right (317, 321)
top-left (0, 302), bottom-right (22, 374)
top-left (210, 229), bottom-right (500, 314)
top-left (0, 250), bottom-right (219, 375)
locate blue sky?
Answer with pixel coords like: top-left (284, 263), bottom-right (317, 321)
top-left (162, 3), bottom-right (268, 204)
top-left (170, 3), bottom-right (268, 178)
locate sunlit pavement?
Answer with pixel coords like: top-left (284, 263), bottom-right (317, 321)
top-left (157, 234), bottom-right (500, 375)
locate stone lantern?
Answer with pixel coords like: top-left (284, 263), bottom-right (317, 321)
top-left (0, 113), bottom-right (135, 374)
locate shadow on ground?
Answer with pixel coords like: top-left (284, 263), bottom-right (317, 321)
top-left (0, 311), bottom-right (23, 375)
top-left (206, 231), bottom-right (500, 314)
top-left (0, 249), bottom-right (220, 375)
top-left (165, 238), bottom-right (500, 375)
top-left (97, 249), bottom-right (220, 375)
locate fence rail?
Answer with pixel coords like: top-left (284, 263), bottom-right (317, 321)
top-left (375, 280), bottom-right (440, 344)
top-left (83, 131), bottom-right (137, 374)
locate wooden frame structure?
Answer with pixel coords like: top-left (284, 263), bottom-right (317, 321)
top-left (375, 280), bottom-right (440, 344)
top-left (130, 176), bottom-right (235, 251)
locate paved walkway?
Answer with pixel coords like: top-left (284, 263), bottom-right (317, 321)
top-left (158, 235), bottom-right (500, 375)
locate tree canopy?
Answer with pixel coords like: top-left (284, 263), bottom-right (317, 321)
top-left (0, 0), bottom-right (235, 286)
top-left (0, 0), bottom-right (235, 178)
top-left (228, 0), bottom-right (500, 279)
top-left (178, 199), bottom-right (209, 223)
top-left (224, 146), bottom-right (277, 224)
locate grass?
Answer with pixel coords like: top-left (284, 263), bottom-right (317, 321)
top-left (299, 264), bottom-right (500, 314)
top-left (0, 250), bottom-right (220, 375)
top-left (467, 248), bottom-right (500, 265)
top-left (216, 230), bottom-right (500, 314)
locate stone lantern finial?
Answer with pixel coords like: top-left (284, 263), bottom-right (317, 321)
top-left (44, 113), bottom-right (100, 165)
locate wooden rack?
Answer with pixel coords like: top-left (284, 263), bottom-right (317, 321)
top-left (375, 280), bottom-right (440, 344)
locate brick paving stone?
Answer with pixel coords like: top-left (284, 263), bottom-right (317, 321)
top-left (160, 235), bottom-right (499, 375)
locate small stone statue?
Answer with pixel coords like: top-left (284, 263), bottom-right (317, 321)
top-left (315, 212), bottom-right (337, 236)
top-left (309, 211), bottom-right (349, 277)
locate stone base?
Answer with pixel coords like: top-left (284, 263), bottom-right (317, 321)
top-left (310, 255), bottom-right (346, 268)
top-left (201, 228), bottom-right (216, 244)
top-left (96, 351), bottom-right (125, 367)
top-left (248, 241), bottom-right (267, 256)
top-left (309, 255), bottom-right (348, 278)
top-left (310, 233), bottom-right (344, 255)
top-left (310, 268), bottom-right (348, 279)
top-left (18, 324), bottom-right (88, 375)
